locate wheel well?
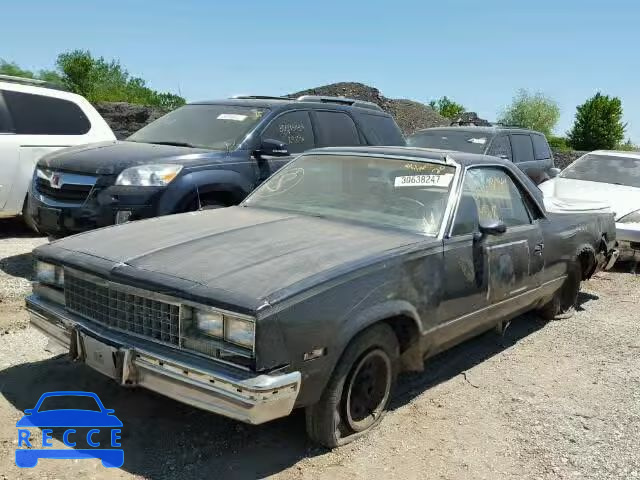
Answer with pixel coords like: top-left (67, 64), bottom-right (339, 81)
top-left (382, 315), bottom-right (420, 354)
top-left (183, 190), bottom-right (238, 211)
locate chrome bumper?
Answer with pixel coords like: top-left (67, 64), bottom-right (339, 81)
top-left (26, 294), bottom-right (301, 425)
top-left (616, 223), bottom-right (640, 262)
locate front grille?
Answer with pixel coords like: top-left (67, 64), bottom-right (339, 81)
top-left (36, 178), bottom-right (93, 202)
top-left (65, 272), bottom-right (181, 346)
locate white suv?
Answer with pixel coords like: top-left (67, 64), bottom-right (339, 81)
top-left (0, 75), bottom-right (115, 225)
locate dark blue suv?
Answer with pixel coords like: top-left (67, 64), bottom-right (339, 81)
top-left (27, 95), bottom-right (405, 236)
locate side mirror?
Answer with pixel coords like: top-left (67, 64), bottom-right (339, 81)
top-left (255, 138), bottom-right (289, 158)
top-left (479, 219), bottom-right (507, 236)
top-left (549, 167), bottom-right (561, 178)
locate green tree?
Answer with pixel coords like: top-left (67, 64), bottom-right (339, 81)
top-left (617, 138), bottom-right (638, 152)
top-left (567, 93), bottom-right (626, 150)
top-left (497, 89), bottom-right (560, 137)
top-left (429, 96), bottom-right (465, 119)
top-left (0, 59), bottom-right (64, 85)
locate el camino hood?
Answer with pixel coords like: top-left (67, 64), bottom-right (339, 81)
top-left (540, 177), bottom-right (640, 220)
top-left (39, 207), bottom-right (427, 311)
top-left (37, 141), bottom-right (222, 175)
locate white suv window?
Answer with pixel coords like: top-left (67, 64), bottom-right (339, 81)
top-left (2, 89), bottom-right (91, 135)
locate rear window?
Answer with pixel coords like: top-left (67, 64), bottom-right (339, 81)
top-left (510, 134), bottom-right (535, 163)
top-left (358, 113), bottom-right (405, 145)
top-left (532, 134), bottom-right (552, 160)
top-left (407, 130), bottom-right (490, 154)
top-left (2, 90), bottom-right (91, 135)
top-left (314, 111), bottom-right (361, 147)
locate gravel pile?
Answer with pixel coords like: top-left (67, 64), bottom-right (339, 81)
top-left (290, 82), bottom-right (450, 135)
top-left (94, 102), bottom-right (169, 140)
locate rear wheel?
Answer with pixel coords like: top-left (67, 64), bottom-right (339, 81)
top-left (305, 323), bottom-right (399, 448)
top-left (538, 262), bottom-right (582, 320)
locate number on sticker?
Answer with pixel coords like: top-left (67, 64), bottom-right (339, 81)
top-left (394, 174), bottom-right (453, 188)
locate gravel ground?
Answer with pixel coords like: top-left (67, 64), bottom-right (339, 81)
top-left (0, 217), bottom-right (638, 479)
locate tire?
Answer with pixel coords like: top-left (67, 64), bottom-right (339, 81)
top-left (538, 262), bottom-right (582, 320)
top-left (305, 323), bottom-right (399, 448)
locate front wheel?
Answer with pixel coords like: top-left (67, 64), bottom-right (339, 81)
top-left (305, 323), bottom-right (399, 448)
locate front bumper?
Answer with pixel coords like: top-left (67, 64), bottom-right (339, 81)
top-left (26, 294), bottom-right (301, 425)
top-left (27, 185), bottom-right (165, 236)
top-left (616, 223), bottom-right (640, 262)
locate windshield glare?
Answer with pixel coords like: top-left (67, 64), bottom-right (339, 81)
top-left (244, 154), bottom-right (456, 235)
top-left (407, 130), bottom-right (489, 154)
top-left (560, 154), bottom-right (640, 188)
top-left (128, 104), bottom-right (267, 150)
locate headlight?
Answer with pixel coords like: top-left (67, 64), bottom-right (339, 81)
top-left (618, 210), bottom-right (640, 224)
top-left (192, 307), bottom-right (255, 350)
top-left (35, 261), bottom-right (64, 288)
top-left (115, 164), bottom-right (182, 186)
top-left (224, 316), bottom-right (255, 349)
top-left (195, 310), bottom-right (224, 338)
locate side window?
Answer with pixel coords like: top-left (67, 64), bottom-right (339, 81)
top-left (0, 92), bottom-right (10, 133)
top-left (357, 113), bottom-right (405, 145)
top-left (531, 134), bottom-right (552, 160)
top-left (262, 110), bottom-right (315, 154)
top-left (314, 111), bottom-right (361, 147)
top-left (452, 168), bottom-right (531, 235)
top-left (2, 90), bottom-right (91, 135)
top-left (510, 134), bottom-right (535, 163)
top-left (487, 135), bottom-right (512, 161)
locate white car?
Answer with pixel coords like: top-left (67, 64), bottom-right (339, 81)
top-left (0, 75), bottom-right (115, 226)
top-left (539, 150), bottom-right (640, 262)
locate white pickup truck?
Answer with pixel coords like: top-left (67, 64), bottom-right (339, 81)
top-left (0, 75), bottom-right (115, 227)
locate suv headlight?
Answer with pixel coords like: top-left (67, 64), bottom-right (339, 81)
top-left (35, 261), bottom-right (64, 288)
top-left (115, 164), bottom-right (182, 186)
top-left (618, 210), bottom-right (640, 224)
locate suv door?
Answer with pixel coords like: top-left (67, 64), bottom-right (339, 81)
top-left (0, 91), bottom-right (18, 210)
top-left (531, 133), bottom-right (554, 181)
top-left (486, 135), bottom-right (513, 161)
top-left (441, 166), bottom-right (544, 334)
top-left (259, 110), bottom-right (315, 181)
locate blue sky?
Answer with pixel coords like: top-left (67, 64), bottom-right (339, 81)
top-left (2, 0), bottom-right (639, 140)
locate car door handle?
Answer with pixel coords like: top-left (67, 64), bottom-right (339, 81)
top-left (533, 242), bottom-right (544, 254)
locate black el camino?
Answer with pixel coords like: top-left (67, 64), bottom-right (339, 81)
top-left (27, 146), bottom-right (618, 447)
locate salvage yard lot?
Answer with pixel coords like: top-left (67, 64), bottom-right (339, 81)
top-left (0, 217), bottom-right (639, 480)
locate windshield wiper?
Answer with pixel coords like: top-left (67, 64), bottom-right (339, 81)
top-left (147, 141), bottom-right (198, 148)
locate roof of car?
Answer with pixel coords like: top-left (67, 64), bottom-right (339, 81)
top-left (410, 126), bottom-right (540, 136)
top-left (589, 149), bottom-right (640, 159)
top-left (307, 146), bottom-right (512, 167)
top-left (189, 97), bottom-right (390, 115)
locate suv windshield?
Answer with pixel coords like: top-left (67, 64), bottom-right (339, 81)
top-left (407, 130), bottom-right (490, 154)
top-left (128, 104), bottom-right (267, 150)
top-left (560, 153), bottom-right (640, 188)
top-left (244, 154), bottom-right (456, 235)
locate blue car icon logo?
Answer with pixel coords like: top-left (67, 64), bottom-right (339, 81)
top-left (15, 391), bottom-right (124, 468)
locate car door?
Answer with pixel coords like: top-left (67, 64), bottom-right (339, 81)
top-left (439, 166), bottom-right (544, 339)
top-left (486, 134), bottom-right (513, 162)
top-left (0, 91), bottom-right (18, 211)
top-left (258, 109), bottom-right (315, 182)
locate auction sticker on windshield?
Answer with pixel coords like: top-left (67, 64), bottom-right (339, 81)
top-left (394, 173), bottom-right (454, 188)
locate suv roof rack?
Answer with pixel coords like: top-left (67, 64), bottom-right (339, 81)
top-left (295, 95), bottom-right (383, 111)
top-left (0, 74), bottom-right (68, 91)
top-left (230, 95), bottom-right (290, 101)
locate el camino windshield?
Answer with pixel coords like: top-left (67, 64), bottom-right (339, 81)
top-left (128, 104), bottom-right (267, 150)
top-left (244, 154), bottom-right (456, 235)
top-left (560, 153), bottom-right (640, 188)
top-left (407, 130), bottom-right (489, 154)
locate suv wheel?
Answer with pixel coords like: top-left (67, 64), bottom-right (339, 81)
top-left (305, 323), bottom-right (399, 448)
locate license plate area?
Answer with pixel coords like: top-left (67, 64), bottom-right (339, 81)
top-left (38, 207), bottom-right (61, 229)
top-left (81, 334), bottom-right (121, 380)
